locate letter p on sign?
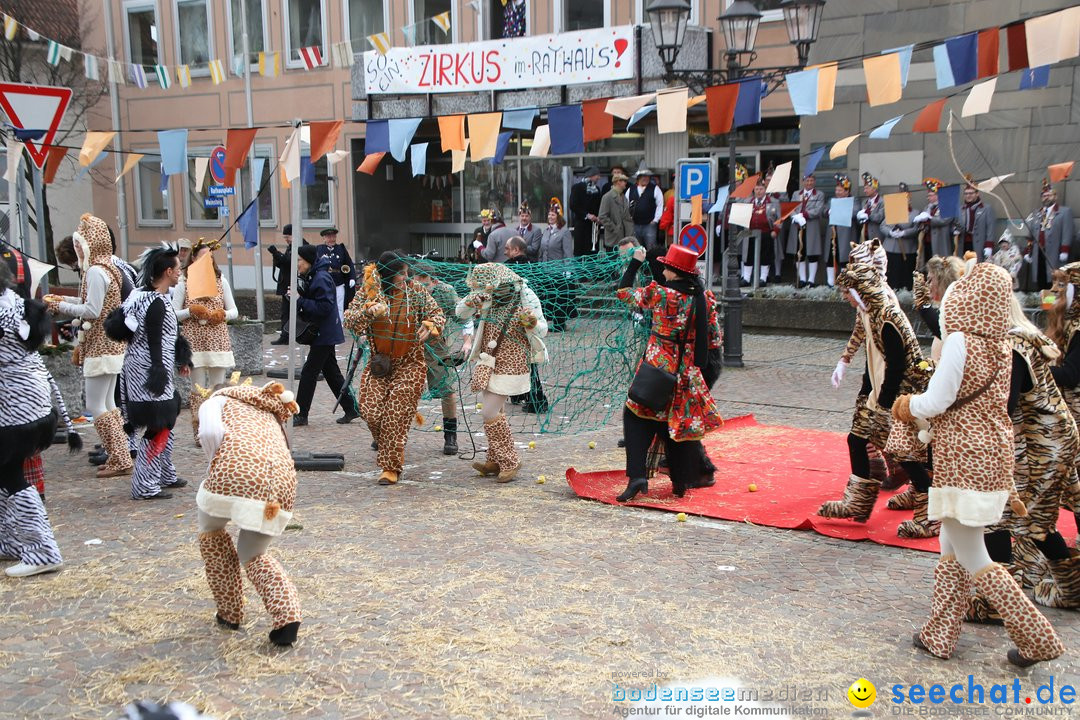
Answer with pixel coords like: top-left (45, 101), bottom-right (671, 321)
top-left (679, 162), bottom-right (710, 201)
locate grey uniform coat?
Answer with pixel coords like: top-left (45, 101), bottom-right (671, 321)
top-left (599, 188), bottom-right (635, 246)
top-left (882, 207), bottom-right (919, 256)
top-left (1025, 204), bottom-right (1076, 284)
top-left (859, 195), bottom-right (886, 244)
top-left (785, 188), bottom-right (826, 256)
top-left (921, 203), bottom-right (958, 259)
top-left (955, 201), bottom-right (997, 257)
top-left (738, 196), bottom-right (781, 265)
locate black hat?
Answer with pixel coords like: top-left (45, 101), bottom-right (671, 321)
top-left (297, 244), bottom-right (317, 264)
top-left (282, 223), bottom-right (292, 236)
top-left (582, 165), bottom-right (601, 177)
top-left (320, 227), bottom-right (339, 237)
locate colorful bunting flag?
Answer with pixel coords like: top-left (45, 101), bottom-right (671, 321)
top-left (309, 121), bottom-right (344, 164)
top-left (502, 108), bottom-right (538, 130)
top-left (863, 54), bottom-right (902, 106)
top-left (437, 115), bottom-right (466, 152)
top-left (1019, 65), bottom-right (1050, 90)
top-left (868, 115), bottom-right (904, 139)
top-left (705, 84), bottom-right (739, 135)
top-left (366, 120), bottom-right (390, 154)
top-left (177, 65), bottom-right (192, 88)
top-left (451, 140), bottom-right (470, 172)
top-left (829, 134), bottom-right (859, 160)
top-left (300, 46), bottom-right (323, 70)
top-left (258, 51), bottom-right (280, 77)
top-left (3, 14), bottom-right (17, 41)
top-left (733, 78), bottom-right (763, 128)
top-left (977, 28), bottom-right (999, 78)
top-left (157, 129), bottom-right (189, 175)
top-left (1005, 22), bottom-right (1029, 72)
top-left (467, 112), bottom-right (502, 161)
top-left (814, 63), bottom-right (837, 111)
top-left (730, 175), bottom-right (759, 199)
top-left (961, 77), bottom-right (996, 117)
top-left (130, 64), bottom-right (148, 89)
top-left (115, 153), bottom-right (144, 183)
top-left (237, 198), bottom-right (259, 249)
top-left (155, 65), bottom-right (171, 89)
top-left (656, 88), bottom-right (688, 134)
top-left (42, 146), bottom-right (67, 184)
top-left (367, 32), bottom-right (391, 55)
top-left (882, 45), bottom-right (913, 88)
top-left (411, 143), bottom-right (428, 176)
top-left (626, 104), bottom-right (655, 130)
top-left (209, 59), bottom-right (227, 85)
top-left (1048, 162), bottom-right (1074, 183)
top-left (58, 45), bottom-right (73, 62)
top-left (332, 41), bottom-right (355, 68)
top-left (490, 132), bottom-right (512, 165)
top-left (79, 131), bottom-right (115, 167)
top-left (224, 128), bottom-right (258, 186)
top-left (432, 11), bottom-right (451, 34)
top-left (605, 93), bottom-right (656, 120)
top-left (785, 68), bottom-right (819, 116)
top-left (803, 146), bottom-right (826, 177)
top-left (912, 98), bottom-right (946, 133)
top-left (528, 127), bottom-right (550, 158)
top-left (389, 118), bottom-right (423, 162)
top-left (932, 45), bottom-right (955, 90)
top-left (84, 54), bottom-right (99, 81)
top-left (46, 41), bottom-right (61, 65)
top-left (26, 28), bottom-right (38, 42)
top-left (548, 105), bottom-right (585, 155)
top-left (945, 32), bottom-right (978, 85)
top-left (582, 98), bottom-right (613, 143)
top-left (765, 161), bottom-right (791, 194)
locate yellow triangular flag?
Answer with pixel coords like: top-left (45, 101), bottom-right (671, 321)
top-left (115, 153), bottom-right (144, 183)
top-left (209, 59), bottom-right (226, 85)
top-left (432, 11), bottom-right (451, 34)
top-left (259, 51), bottom-right (280, 78)
top-left (368, 32), bottom-right (391, 55)
top-left (829, 133), bottom-right (860, 160)
top-left (79, 131), bottom-right (116, 166)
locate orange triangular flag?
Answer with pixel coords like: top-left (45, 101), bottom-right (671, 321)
top-left (309, 120), bottom-right (344, 164)
top-left (863, 53), bottom-right (902, 107)
top-left (42, 146), bottom-right (67, 184)
top-left (1049, 162), bottom-right (1075, 183)
top-left (705, 84), bottom-right (739, 135)
top-left (186, 249), bottom-right (217, 300)
top-left (224, 128), bottom-right (258, 187)
top-left (438, 116), bottom-right (466, 152)
top-left (690, 195), bottom-right (703, 225)
top-left (730, 174), bottom-right (760, 199)
top-left (357, 152), bottom-right (386, 175)
top-left (777, 202), bottom-right (800, 223)
top-left (912, 98), bottom-right (947, 133)
top-left (582, 98), bottom-right (613, 143)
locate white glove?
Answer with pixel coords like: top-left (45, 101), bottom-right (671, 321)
top-left (792, 213), bottom-right (807, 227)
top-left (856, 210), bottom-right (868, 222)
top-left (890, 228), bottom-right (904, 238)
top-left (715, 223), bottom-right (724, 238)
top-left (1061, 252), bottom-right (1069, 263)
top-left (983, 247), bottom-right (992, 259)
top-left (349, 279), bottom-right (356, 288)
top-left (1024, 254), bottom-right (1032, 263)
top-left (913, 212), bottom-right (931, 223)
top-left (831, 360), bottom-right (849, 389)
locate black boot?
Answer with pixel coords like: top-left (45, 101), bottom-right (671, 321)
top-left (270, 334), bottom-right (289, 346)
top-left (442, 418), bottom-right (458, 456)
top-left (336, 394), bottom-right (360, 424)
top-left (269, 621), bottom-right (301, 647)
top-left (616, 478), bottom-right (648, 503)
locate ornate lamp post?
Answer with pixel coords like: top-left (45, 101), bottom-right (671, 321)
top-left (646, 0), bottom-right (825, 367)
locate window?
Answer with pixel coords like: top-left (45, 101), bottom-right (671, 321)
top-left (175, 0), bottom-right (213, 74)
top-left (284, 0), bottom-right (326, 67)
top-left (724, 0), bottom-right (784, 22)
top-left (185, 148), bottom-right (223, 227)
top-left (636, 0), bottom-right (697, 25)
top-left (238, 145), bottom-right (278, 227)
top-left (411, 0), bottom-right (452, 45)
top-left (347, 0), bottom-right (385, 47)
top-left (135, 155), bottom-right (171, 226)
top-left (489, 0), bottom-right (526, 39)
top-left (302, 156), bottom-right (333, 225)
top-left (227, 0), bottom-right (267, 68)
top-left (124, 2), bottom-right (160, 66)
top-left (564, 0), bottom-right (603, 32)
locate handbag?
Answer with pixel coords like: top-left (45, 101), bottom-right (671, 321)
top-left (369, 352), bottom-right (392, 378)
top-left (293, 315), bottom-right (320, 345)
top-left (628, 328), bottom-right (688, 412)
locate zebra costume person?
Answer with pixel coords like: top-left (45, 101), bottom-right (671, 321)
top-left (0, 264), bottom-right (65, 577)
top-left (105, 245), bottom-right (193, 500)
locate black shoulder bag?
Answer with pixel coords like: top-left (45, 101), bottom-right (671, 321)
top-left (628, 321), bottom-right (690, 413)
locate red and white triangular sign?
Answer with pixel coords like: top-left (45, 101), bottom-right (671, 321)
top-left (0, 83), bottom-right (73, 170)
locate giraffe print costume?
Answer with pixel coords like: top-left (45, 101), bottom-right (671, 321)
top-left (344, 269), bottom-right (445, 483)
top-left (907, 262), bottom-right (1064, 665)
top-left (196, 381), bottom-right (302, 645)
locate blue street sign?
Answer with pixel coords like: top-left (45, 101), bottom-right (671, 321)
top-left (219, 205), bottom-right (230, 217)
top-left (209, 145), bottom-right (227, 183)
top-left (679, 162), bottom-right (711, 201)
top-left (678, 223), bottom-right (708, 256)
top-left (203, 197), bottom-right (226, 208)
top-left (207, 185), bottom-right (235, 196)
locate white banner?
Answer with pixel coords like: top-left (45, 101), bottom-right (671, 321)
top-left (363, 26), bottom-right (635, 95)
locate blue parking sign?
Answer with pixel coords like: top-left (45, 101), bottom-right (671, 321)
top-left (679, 162), bottom-right (711, 201)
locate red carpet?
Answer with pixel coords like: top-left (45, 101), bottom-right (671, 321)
top-left (567, 415), bottom-right (1078, 553)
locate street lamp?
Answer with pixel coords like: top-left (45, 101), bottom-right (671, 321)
top-left (719, 1), bottom-right (762, 57)
top-left (781, 0), bottom-right (826, 66)
top-left (646, 0), bottom-right (691, 78)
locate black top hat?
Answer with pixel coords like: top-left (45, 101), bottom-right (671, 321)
top-left (320, 227), bottom-right (339, 236)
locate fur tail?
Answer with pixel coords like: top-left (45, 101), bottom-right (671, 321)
top-left (67, 430), bottom-right (84, 454)
top-left (145, 427), bottom-right (170, 462)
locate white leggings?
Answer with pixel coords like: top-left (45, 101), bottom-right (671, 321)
top-left (191, 366), bottom-right (228, 392)
top-left (85, 374), bottom-right (118, 417)
top-left (481, 390), bottom-right (506, 422)
top-left (939, 517), bottom-right (993, 575)
top-left (197, 510), bottom-right (274, 564)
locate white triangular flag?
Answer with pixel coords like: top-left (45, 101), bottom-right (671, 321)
top-left (27, 257), bottom-right (54, 297)
top-left (280, 127), bottom-right (302, 183)
top-left (194, 156), bottom-right (210, 191)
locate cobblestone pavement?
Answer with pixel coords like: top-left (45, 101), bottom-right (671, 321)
top-left (2, 333), bottom-right (1078, 719)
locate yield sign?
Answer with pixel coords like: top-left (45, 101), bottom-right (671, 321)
top-left (0, 83), bottom-right (73, 170)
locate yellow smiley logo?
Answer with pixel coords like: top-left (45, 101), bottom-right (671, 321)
top-left (847, 678), bottom-right (876, 709)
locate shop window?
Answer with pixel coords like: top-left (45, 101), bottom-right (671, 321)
top-left (175, 0), bottom-right (212, 74)
top-left (564, 0), bottom-right (603, 32)
top-left (490, 0), bottom-right (526, 39)
top-left (412, 0), bottom-right (452, 45)
top-left (302, 156), bottom-right (333, 225)
top-left (124, 1), bottom-right (160, 66)
top-left (185, 148), bottom-right (223, 227)
top-left (348, 0), bottom-right (385, 46)
top-left (238, 145), bottom-right (278, 227)
top-left (228, 0), bottom-right (267, 67)
top-left (285, 0), bottom-right (326, 67)
top-left (135, 155), bottom-right (171, 227)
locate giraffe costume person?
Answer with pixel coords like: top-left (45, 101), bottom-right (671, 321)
top-left (45, 213), bottom-right (132, 478)
top-left (344, 252), bottom-right (445, 486)
top-left (196, 381), bottom-right (302, 646)
top-left (457, 263), bottom-right (548, 483)
top-left (898, 262), bottom-right (1065, 667)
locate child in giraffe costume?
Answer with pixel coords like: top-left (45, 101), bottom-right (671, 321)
top-left (44, 213), bottom-right (132, 479)
top-left (897, 261), bottom-right (1065, 667)
top-left (456, 262), bottom-right (548, 483)
top-left (819, 242), bottom-right (932, 529)
top-left (173, 239), bottom-right (237, 445)
top-left (344, 252), bottom-right (445, 486)
top-left (196, 380), bottom-right (302, 646)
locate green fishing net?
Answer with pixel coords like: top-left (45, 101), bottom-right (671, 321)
top-left (344, 252), bottom-right (651, 435)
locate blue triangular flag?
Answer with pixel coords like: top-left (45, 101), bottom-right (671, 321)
top-left (933, 44), bottom-right (956, 90)
top-left (411, 142), bottom-right (428, 177)
top-left (785, 68), bottom-right (819, 116)
top-left (157, 128), bottom-right (188, 175)
top-left (733, 77), bottom-right (763, 128)
top-left (945, 32), bottom-right (977, 86)
top-left (300, 155), bottom-right (316, 186)
top-left (365, 119), bottom-right (390, 154)
top-left (708, 186), bottom-right (730, 214)
top-left (76, 150), bottom-right (108, 180)
top-left (803, 146), bottom-right (826, 177)
top-left (868, 115), bottom-right (904, 140)
top-left (627, 104), bottom-right (655, 129)
top-left (13, 128), bottom-right (46, 141)
top-left (883, 44), bottom-right (914, 88)
top-left (1019, 66), bottom-right (1050, 90)
top-left (490, 132), bottom-right (513, 165)
top-left (159, 168), bottom-right (169, 193)
top-left (548, 104), bottom-right (584, 155)
top-left (502, 108), bottom-right (538, 130)
top-left (389, 118), bottom-right (423, 163)
top-left (238, 200), bottom-right (259, 249)
top-left (936, 184), bottom-right (961, 220)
